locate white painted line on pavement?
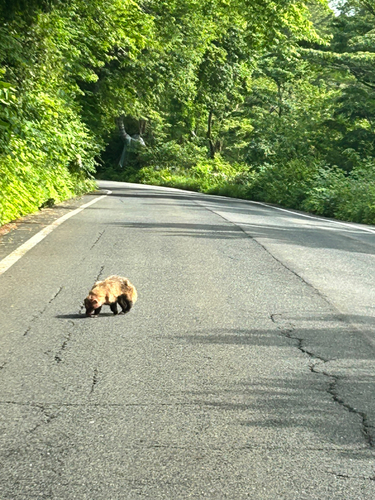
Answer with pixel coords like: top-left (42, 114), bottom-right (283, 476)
top-left (0, 190), bottom-right (112, 276)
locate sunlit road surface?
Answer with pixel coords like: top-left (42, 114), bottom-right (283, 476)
top-left (0, 180), bottom-right (374, 499)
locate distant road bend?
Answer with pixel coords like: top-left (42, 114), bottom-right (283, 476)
top-left (0, 180), bottom-right (375, 499)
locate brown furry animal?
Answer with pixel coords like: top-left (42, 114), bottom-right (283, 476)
top-left (84, 275), bottom-right (137, 317)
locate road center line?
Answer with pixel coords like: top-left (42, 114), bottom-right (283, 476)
top-left (0, 190), bottom-right (111, 276)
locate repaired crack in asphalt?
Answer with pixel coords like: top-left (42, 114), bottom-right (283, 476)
top-left (326, 470), bottom-right (375, 482)
top-left (89, 368), bottom-right (99, 395)
top-left (90, 230), bottom-right (106, 251)
top-left (324, 373), bottom-right (375, 448)
top-left (54, 320), bottom-right (75, 363)
top-left (95, 265), bottom-right (105, 283)
top-left (270, 314), bottom-right (328, 367)
top-left (0, 360), bottom-right (7, 375)
top-left (271, 313), bottom-right (375, 448)
top-left (23, 286), bottom-right (63, 336)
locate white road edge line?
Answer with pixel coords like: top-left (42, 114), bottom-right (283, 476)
top-left (0, 190), bottom-right (112, 276)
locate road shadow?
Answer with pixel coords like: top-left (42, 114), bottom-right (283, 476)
top-left (110, 218), bottom-right (375, 253)
top-left (175, 324), bottom-right (375, 452)
top-left (56, 313), bottom-right (116, 319)
top-left (102, 185), bottom-right (375, 254)
top-left (110, 221), bottom-right (248, 240)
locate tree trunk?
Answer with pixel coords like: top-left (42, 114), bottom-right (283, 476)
top-left (207, 110), bottom-right (216, 158)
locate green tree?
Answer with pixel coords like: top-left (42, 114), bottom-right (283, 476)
top-left (301, 0), bottom-right (375, 168)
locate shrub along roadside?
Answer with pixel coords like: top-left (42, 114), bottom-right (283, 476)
top-left (0, 161), bottom-right (96, 226)
top-left (0, 75), bottom-right (98, 226)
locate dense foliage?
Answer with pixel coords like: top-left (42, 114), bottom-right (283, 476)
top-left (1, 0), bottom-right (375, 225)
top-left (0, 0), bottom-right (150, 224)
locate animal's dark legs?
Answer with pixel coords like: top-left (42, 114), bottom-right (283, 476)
top-left (94, 306), bottom-right (102, 316)
top-left (110, 302), bottom-right (119, 315)
top-left (118, 295), bottom-right (133, 314)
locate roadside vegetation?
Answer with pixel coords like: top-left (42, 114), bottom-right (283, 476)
top-left (1, 0), bottom-right (375, 225)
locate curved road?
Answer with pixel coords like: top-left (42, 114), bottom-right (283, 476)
top-left (0, 180), bottom-right (375, 499)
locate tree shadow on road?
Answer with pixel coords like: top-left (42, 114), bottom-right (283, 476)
top-left (174, 320), bottom-right (375, 453)
top-left (103, 186), bottom-right (375, 254)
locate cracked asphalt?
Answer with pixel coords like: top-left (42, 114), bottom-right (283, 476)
top-left (0, 180), bottom-right (375, 499)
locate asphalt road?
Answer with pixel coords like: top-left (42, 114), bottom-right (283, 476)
top-left (0, 180), bottom-right (375, 499)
